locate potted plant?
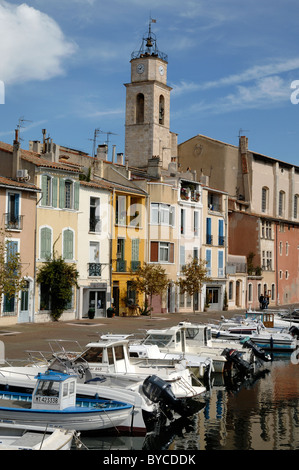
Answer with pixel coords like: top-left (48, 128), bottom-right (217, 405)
top-left (88, 307), bottom-right (95, 319)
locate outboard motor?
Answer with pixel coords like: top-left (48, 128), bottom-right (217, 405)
top-left (223, 348), bottom-right (253, 375)
top-left (241, 338), bottom-right (272, 362)
top-left (289, 325), bottom-right (299, 339)
top-left (142, 375), bottom-right (203, 419)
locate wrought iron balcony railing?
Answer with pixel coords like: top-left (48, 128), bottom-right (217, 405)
top-left (5, 213), bottom-right (23, 230)
top-left (88, 263), bottom-right (101, 277)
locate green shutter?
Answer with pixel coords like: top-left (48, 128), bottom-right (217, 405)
top-left (63, 230), bottom-right (73, 260)
top-left (59, 178), bottom-right (65, 208)
top-left (74, 182), bottom-right (80, 210)
top-left (41, 175), bottom-right (47, 206)
top-left (40, 227), bottom-right (51, 259)
top-left (52, 177), bottom-right (58, 207)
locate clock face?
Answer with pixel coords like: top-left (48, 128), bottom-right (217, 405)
top-left (159, 65), bottom-right (164, 76)
top-left (136, 63), bottom-right (144, 74)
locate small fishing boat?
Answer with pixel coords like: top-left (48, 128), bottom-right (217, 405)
top-left (0, 425), bottom-right (75, 450)
top-left (0, 370), bottom-right (132, 432)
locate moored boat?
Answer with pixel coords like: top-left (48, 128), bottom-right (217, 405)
top-left (0, 370), bottom-right (133, 433)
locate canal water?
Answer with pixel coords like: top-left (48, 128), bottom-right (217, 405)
top-left (77, 358), bottom-right (299, 451)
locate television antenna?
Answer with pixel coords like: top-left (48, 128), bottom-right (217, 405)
top-left (90, 128), bottom-right (117, 157)
top-left (17, 116), bottom-right (32, 141)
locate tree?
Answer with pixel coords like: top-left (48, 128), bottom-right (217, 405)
top-left (177, 257), bottom-right (210, 314)
top-left (129, 262), bottom-right (169, 317)
top-left (0, 231), bottom-right (26, 313)
top-left (37, 255), bottom-right (79, 321)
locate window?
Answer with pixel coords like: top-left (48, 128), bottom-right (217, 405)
top-left (150, 241), bottom-right (174, 263)
top-left (90, 197), bottom-right (101, 232)
top-left (218, 251), bottom-right (224, 277)
top-left (248, 283), bottom-right (253, 302)
top-left (193, 247), bottom-right (199, 260)
top-left (159, 95), bottom-right (164, 125)
top-left (6, 192), bottom-right (21, 229)
top-left (136, 93), bottom-right (144, 124)
top-left (21, 280), bottom-right (30, 311)
top-left (279, 190), bottom-right (285, 217)
top-left (63, 229), bottom-right (74, 260)
top-left (229, 281), bottom-right (233, 300)
top-left (40, 283), bottom-right (50, 310)
top-left (40, 227), bottom-right (52, 259)
top-left (131, 239), bottom-right (140, 271)
top-left (271, 284), bottom-right (275, 301)
top-left (261, 187), bottom-right (268, 213)
top-left (218, 219), bottom-right (224, 246)
top-left (294, 195), bottom-right (299, 219)
top-left (279, 241), bottom-right (283, 255)
top-left (194, 211), bottom-right (199, 236)
top-left (116, 238), bottom-right (126, 272)
top-left (89, 241), bottom-right (100, 276)
top-left (180, 245), bottom-right (185, 268)
top-left (41, 175), bottom-right (58, 207)
top-left (150, 203), bottom-right (175, 226)
top-left (59, 179), bottom-right (79, 210)
top-left (180, 209), bottom-right (185, 235)
top-left (116, 195), bottom-right (126, 225)
top-left (206, 218), bottom-right (212, 245)
top-left (206, 249), bottom-right (211, 276)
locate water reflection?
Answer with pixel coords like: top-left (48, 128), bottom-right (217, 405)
top-left (77, 359), bottom-right (299, 451)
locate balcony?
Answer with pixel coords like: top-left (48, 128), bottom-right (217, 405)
top-left (116, 260), bottom-right (127, 272)
top-left (89, 217), bottom-right (101, 233)
top-left (88, 263), bottom-right (101, 277)
top-left (131, 261), bottom-right (141, 272)
top-left (5, 213), bottom-right (23, 231)
top-left (218, 235), bottom-right (225, 246)
top-left (206, 234), bottom-right (213, 245)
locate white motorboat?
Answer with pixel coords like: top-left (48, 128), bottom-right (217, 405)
top-left (210, 313), bottom-right (299, 353)
top-left (128, 322), bottom-right (261, 375)
top-left (72, 337), bottom-right (206, 399)
top-left (0, 425), bottom-right (75, 450)
top-left (0, 370), bottom-right (133, 433)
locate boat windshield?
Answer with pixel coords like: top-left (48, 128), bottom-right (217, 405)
top-left (143, 334), bottom-right (172, 347)
top-left (81, 347), bottom-right (104, 363)
top-left (35, 380), bottom-right (59, 397)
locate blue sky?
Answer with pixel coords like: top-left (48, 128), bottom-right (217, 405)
top-left (1, 0), bottom-right (299, 165)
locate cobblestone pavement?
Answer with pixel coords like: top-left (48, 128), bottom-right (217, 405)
top-left (0, 305), bottom-right (296, 362)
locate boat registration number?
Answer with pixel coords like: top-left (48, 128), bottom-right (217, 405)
top-left (35, 396), bottom-right (59, 404)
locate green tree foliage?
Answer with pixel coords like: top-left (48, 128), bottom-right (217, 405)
top-left (37, 256), bottom-right (79, 321)
top-left (0, 231), bottom-right (26, 310)
top-left (129, 262), bottom-right (169, 317)
top-left (177, 257), bottom-right (210, 313)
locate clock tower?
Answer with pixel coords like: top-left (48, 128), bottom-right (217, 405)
top-left (124, 21), bottom-right (174, 170)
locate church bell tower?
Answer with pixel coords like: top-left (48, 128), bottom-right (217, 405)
top-left (124, 20), bottom-right (173, 170)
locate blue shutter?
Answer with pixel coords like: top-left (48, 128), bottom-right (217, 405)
top-left (218, 219), bottom-right (224, 245)
top-left (59, 179), bottom-right (65, 208)
top-left (206, 249), bottom-right (211, 276)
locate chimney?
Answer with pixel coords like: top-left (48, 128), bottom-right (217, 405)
top-left (97, 144), bottom-right (108, 160)
top-left (12, 129), bottom-right (20, 178)
top-left (117, 153), bottom-right (124, 165)
top-left (112, 145), bottom-right (116, 163)
top-left (147, 156), bottom-right (162, 179)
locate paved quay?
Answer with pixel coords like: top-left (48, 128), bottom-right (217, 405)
top-left (0, 305), bottom-right (295, 362)
top-left (0, 310), bottom-right (241, 362)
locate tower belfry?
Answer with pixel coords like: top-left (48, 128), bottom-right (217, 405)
top-left (124, 19), bottom-right (175, 171)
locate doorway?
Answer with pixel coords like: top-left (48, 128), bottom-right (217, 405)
top-left (89, 291), bottom-right (106, 317)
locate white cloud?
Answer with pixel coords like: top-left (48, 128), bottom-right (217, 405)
top-left (0, 1), bottom-right (76, 84)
